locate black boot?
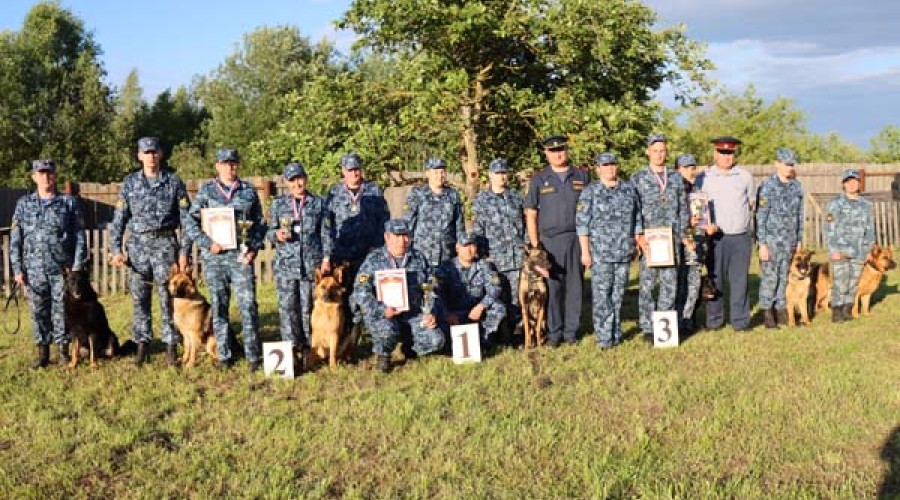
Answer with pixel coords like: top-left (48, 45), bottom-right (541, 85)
top-left (377, 354), bottom-right (391, 374)
top-left (775, 309), bottom-right (788, 326)
top-left (832, 305), bottom-right (845, 323)
top-left (133, 342), bottom-right (149, 366)
top-left (764, 308), bottom-right (778, 329)
top-left (58, 343), bottom-right (71, 365)
top-left (842, 304), bottom-right (853, 321)
top-left (165, 343), bottom-right (178, 367)
top-left (30, 344), bottom-right (50, 370)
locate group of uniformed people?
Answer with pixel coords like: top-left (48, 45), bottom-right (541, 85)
top-left (10, 133), bottom-right (876, 373)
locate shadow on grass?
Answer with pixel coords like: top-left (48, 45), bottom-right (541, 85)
top-left (879, 425), bottom-right (900, 499)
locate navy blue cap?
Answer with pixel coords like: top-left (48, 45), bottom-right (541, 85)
top-left (488, 158), bottom-right (509, 173)
top-left (675, 154), bottom-right (697, 168)
top-left (283, 162), bottom-right (307, 180)
top-left (384, 218), bottom-right (410, 235)
top-left (542, 135), bottom-right (568, 149)
top-left (646, 134), bottom-right (667, 146)
top-left (594, 152), bottom-right (618, 165)
top-left (457, 232), bottom-right (477, 246)
top-left (341, 153), bottom-right (362, 170)
top-left (841, 168), bottom-right (860, 182)
top-left (425, 157), bottom-right (447, 169)
top-left (31, 159), bottom-right (56, 173)
top-left (711, 136), bottom-right (742, 151)
top-left (775, 147), bottom-right (798, 165)
top-left (137, 137), bottom-right (160, 153)
top-left (216, 148), bottom-right (240, 163)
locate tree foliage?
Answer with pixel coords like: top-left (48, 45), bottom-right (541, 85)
top-left (869, 125), bottom-right (900, 164)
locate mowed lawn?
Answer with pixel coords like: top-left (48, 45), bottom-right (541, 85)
top-left (0, 261), bottom-right (898, 499)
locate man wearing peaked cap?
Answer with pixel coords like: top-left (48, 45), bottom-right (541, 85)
top-left (109, 137), bottom-right (192, 367)
top-left (403, 157), bottom-right (465, 267)
top-left (541, 135), bottom-right (568, 150)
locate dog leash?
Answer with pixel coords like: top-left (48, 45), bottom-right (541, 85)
top-left (3, 282), bottom-right (22, 335)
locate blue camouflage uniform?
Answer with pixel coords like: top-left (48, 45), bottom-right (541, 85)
top-left (435, 245), bottom-right (506, 344)
top-left (576, 157), bottom-right (642, 347)
top-left (674, 153), bottom-right (707, 332)
top-left (825, 170), bottom-right (874, 311)
top-left (10, 169), bottom-right (87, 346)
top-left (351, 221), bottom-right (445, 357)
top-left (756, 172), bottom-right (804, 310)
top-left (403, 158), bottom-right (466, 268)
top-left (266, 163), bottom-right (327, 348)
top-left (183, 152), bottom-right (266, 365)
top-left (110, 162), bottom-right (191, 347)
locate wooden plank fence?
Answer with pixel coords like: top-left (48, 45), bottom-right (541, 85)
top-left (803, 198), bottom-right (900, 249)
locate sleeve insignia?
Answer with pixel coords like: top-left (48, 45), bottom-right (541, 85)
top-left (758, 196), bottom-right (767, 207)
top-left (116, 199), bottom-right (126, 209)
top-left (826, 213), bottom-right (834, 222)
top-left (490, 273), bottom-right (501, 285)
top-left (179, 197), bottom-right (189, 208)
top-left (403, 204), bottom-right (409, 211)
top-left (357, 274), bottom-right (370, 284)
top-left (576, 202), bottom-right (585, 212)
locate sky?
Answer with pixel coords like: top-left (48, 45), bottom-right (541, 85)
top-left (2, 0), bottom-right (898, 148)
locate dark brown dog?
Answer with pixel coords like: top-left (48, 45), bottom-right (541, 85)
top-left (309, 264), bottom-right (349, 369)
top-left (852, 244), bottom-right (896, 318)
top-left (64, 269), bottom-right (119, 369)
top-left (519, 243), bottom-right (551, 349)
top-left (167, 268), bottom-right (217, 368)
top-left (811, 262), bottom-right (832, 314)
top-left (785, 248), bottom-right (814, 326)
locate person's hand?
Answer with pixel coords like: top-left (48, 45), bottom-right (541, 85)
top-left (637, 234), bottom-right (649, 256)
top-left (110, 253), bottom-right (127, 267)
top-left (276, 228), bottom-right (290, 243)
top-left (421, 313), bottom-right (437, 329)
top-left (14, 274), bottom-right (26, 287)
top-left (682, 238), bottom-right (696, 250)
top-left (178, 255), bottom-right (190, 272)
top-left (468, 304), bottom-right (486, 321)
top-left (759, 244), bottom-right (770, 262)
top-left (384, 306), bottom-right (400, 319)
top-left (830, 251), bottom-right (842, 262)
top-left (242, 250), bottom-right (257, 265)
top-left (581, 253), bottom-right (592, 267)
top-left (210, 243), bottom-right (223, 255)
top-left (703, 224), bottom-right (718, 236)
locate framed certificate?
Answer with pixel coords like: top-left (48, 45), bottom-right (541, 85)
top-left (689, 192), bottom-right (711, 227)
top-left (645, 226), bottom-right (675, 267)
top-left (375, 269), bottom-right (409, 312)
top-left (200, 207), bottom-right (238, 250)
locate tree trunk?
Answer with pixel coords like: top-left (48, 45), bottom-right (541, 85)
top-left (459, 64), bottom-right (492, 204)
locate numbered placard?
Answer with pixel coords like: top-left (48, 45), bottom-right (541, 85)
top-left (450, 323), bottom-right (482, 364)
top-left (652, 311), bottom-right (679, 348)
top-left (263, 341), bottom-right (295, 378)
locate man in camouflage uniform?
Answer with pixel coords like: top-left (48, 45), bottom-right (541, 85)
top-left (471, 158), bottom-right (525, 340)
top-left (631, 135), bottom-right (691, 342)
top-left (266, 162), bottom-right (327, 360)
top-left (755, 148), bottom-right (805, 328)
top-left (825, 168), bottom-right (874, 323)
top-left (183, 148), bottom-right (266, 372)
top-left (11, 159), bottom-right (87, 369)
top-left (435, 233), bottom-right (506, 348)
top-left (576, 153), bottom-right (642, 349)
top-left (110, 137), bottom-right (192, 366)
top-left (403, 157), bottom-right (465, 268)
top-left (674, 153), bottom-right (715, 334)
top-left (351, 219), bottom-right (445, 374)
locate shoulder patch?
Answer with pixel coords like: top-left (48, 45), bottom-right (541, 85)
top-left (403, 204), bottom-right (409, 211)
top-left (116, 199), bottom-right (126, 209)
top-left (826, 213), bottom-right (834, 222)
top-left (490, 273), bottom-right (501, 285)
top-left (758, 196), bottom-right (767, 207)
top-left (179, 197), bottom-right (189, 208)
top-left (576, 202), bottom-right (585, 212)
top-left (357, 274), bottom-right (370, 284)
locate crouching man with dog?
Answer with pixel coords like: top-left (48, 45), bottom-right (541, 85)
top-left (351, 219), bottom-right (445, 374)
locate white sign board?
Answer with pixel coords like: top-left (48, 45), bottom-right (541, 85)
top-left (450, 323), bottom-right (482, 364)
top-left (652, 310), bottom-right (679, 348)
top-left (263, 341), bottom-right (295, 378)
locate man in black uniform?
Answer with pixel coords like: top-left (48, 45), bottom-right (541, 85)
top-left (524, 135), bottom-right (590, 347)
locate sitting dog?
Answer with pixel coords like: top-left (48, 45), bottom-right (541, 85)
top-left (167, 268), bottom-right (217, 368)
top-left (308, 263), bottom-right (349, 369)
top-left (518, 243), bottom-right (551, 349)
top-left (811, 262), bottom-right (832, 315)
top-left (64, 268), bottom-right (119, 369)
top-left (785, 248), bottom-right (814, 326)
top-left (852, 244), bottom-right (896, 318)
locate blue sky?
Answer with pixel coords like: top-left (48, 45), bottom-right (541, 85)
top-left (2, 0), bottom-right (898, 148)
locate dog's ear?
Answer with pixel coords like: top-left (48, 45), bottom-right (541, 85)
top-left (333, 265), bottom-right (344, 285)
top-left (315, 267), bottom-right (324, 284)
top-left (169, 263), bottom-right (180, 279)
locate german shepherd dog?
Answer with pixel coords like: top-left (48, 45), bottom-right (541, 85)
top-left (167, 268), bottom-right (217, 368)
top-left (811, 262), bottom-right (832, 315)
top-left (785, 248), bottom-right (814, 326)
top-left (309, 264), bottom-right (350, 369)
top-left (852, 244), bottom-right (896, 318)
top-left (64, 268), bottom-right (119, 369)
top-left (519, 243), bottom-right (551, 349)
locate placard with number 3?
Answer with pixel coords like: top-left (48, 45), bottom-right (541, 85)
top-left (652, 311), bottom-right (679, 348)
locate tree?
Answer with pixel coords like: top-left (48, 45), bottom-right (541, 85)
top-left (108, 69), bottom-right (145, 174)
top-left (869, 125), bottom-right (900, 163)
top-left (136, 86), bottom-right (208, 159)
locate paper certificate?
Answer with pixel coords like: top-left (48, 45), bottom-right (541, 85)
top-left (689, 192), bottom-right (711, 227)
top-left (645, 226), bottom-right (675, 267)
top-left (375, 269), bottom-right (409, 312)
top-left (200, 207), bottom-right (238, 250)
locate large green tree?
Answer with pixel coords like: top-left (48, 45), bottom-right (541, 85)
top-left (869, 125), bottom-right (900, 164)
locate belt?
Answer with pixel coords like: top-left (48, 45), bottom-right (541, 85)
top-left (137, 228), bottom-right (176, 237)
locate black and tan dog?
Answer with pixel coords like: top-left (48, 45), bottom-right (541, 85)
top-left (167, 268), bottom-right (217, 368)
top-left (519, 243), bottom-right (551, 349)
top-left (785, 248), bottom-right (814, 326)
top-left (308, 263), bottom-right (350, 369)
top-left (811, 262), bottom-right (832, 315)
top-left (64, 268), bottom-right (119, 369)
top-left (852, 244), bottom-right (896, 318)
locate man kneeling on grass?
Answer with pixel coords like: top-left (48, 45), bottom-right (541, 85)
top-left (351, 219), bottom-right (445, 373)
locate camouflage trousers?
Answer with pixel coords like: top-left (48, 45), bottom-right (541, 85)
top-left (589, 262), bottom-right (629, 346)
top-left (445, 301), bottom-right (507, 342)
top-left (758, 255), bottom-right (791, 309)
top-left (275, 275), bottom-right (313, 348)
top-left (127, 234), bottom-right (179, 345)
top-left (831, 260), bottom-right (864, 307)
top-left (676, 263), bottom-right (702, 322)
top-left (204, 256), bottom-right (260, 363)
top-left (498, 268), bottom-right (522, 326)
top-left (639, 258), bottom-right (678, 334)
top-left (24, 268), bottom-right (67, 345)
top-left (363, 310), bottom-right (445, 357)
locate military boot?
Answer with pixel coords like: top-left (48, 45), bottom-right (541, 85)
top-left (30, 344), bottom-right (50, 370)
top-left (764, 307), bottom-right (777, 329)
top-left (842, 304), bottom-right (854, 321)
top-left (133, 342), bottom-right (149, 366)
top-left (831, 305), bottom-right (845, 323)
top-left (58, 343), bottom-right (71, 365)
top-left (377, 354), bottom-right (392, 374)
top-left (775, 309), bottom-right (788, 326)
top-left (165, 343), bottom-right (178, 367)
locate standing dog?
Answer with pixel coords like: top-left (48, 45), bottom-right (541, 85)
top-left (852, 244), bottom-right (896, 318)
top-left (811, 262), bottom-right (832, 315)
top-left (785, 248), bottom-right (814, 326)
top-left (519, 243), bottom-right (551, 349)
top-left (309, 264), bottom-right (349, 369)
top-left (64, 269), bottom-right (119, 369)
top-left (167, 268), bottom-right (217, 368)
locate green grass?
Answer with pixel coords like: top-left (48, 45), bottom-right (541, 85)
top-left (0, 263), bottom-right (899, 499)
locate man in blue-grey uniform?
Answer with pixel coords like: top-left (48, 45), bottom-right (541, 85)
top-left (109, 137), bottom-right (192, 366)
top-left (267, 162), bottom-right (327, 361)
top-left (183, 148), bottom-right (266, 372)
top-left (524, 135), bottom-right (590, 347)
top-left (435, 232), bottom-right (506, 348)
top-left (403, 157), bottom-right (466, 268)
top-left (756, 147), bottom-right (805, 328)
top-left (11, 159), bottom-right (88, 369)
top-left (631, 134), bottom-right (691, 342)
top-left (472, 158), bottom-right (525, 340)
top-left (576, 152), bottom-right (641, 349)
top-left (825, 168), bottom-right (874, 323)
top-left (351, 219), bottom-right (445, 373)
top-left (697, 136), bottom-right (755, 331)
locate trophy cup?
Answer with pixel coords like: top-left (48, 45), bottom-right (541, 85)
top-left (279, 216), bottom-right (293, 242)
top-left (237, 218), bottom-right (254, 263)
top-left (420, 278), bottom-right (436, 327)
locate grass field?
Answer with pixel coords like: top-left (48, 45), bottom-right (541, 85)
top-left (0, 262), bottom-right (898, 499)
